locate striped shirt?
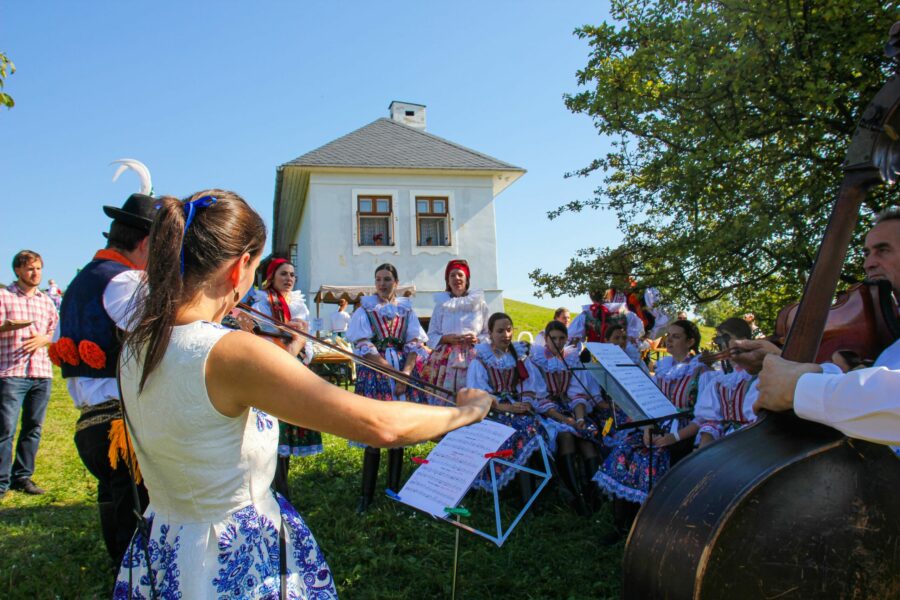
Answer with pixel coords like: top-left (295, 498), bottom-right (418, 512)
top-left (0, 283), bottom-right (59, 378)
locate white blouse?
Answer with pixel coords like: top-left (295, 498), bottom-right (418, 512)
top-left (346, 295), bottom-right (427, 358)
top-left (426, 290), bottom-right (490, 349)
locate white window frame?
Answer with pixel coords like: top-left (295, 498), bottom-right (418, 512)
top-left (352, 189), bottom-right (399, 256)
top-left (409, 190), bottom-right (458, 256)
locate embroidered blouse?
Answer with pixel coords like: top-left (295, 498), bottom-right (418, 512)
top-left (426, 290), bottom-right (490, 349)
top-left (527, 344), bottom-right (597, 411)
top-left (466, 342), bottom-right (549, 412)
top-left (346, 295), bottom-right (427, 359)
top-left (253, 289), bottom-right (313, 365)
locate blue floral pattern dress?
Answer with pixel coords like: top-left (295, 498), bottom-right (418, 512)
top-left (115, 321), bottom-right (338, 599)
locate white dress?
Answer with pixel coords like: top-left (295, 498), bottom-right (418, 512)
top-left (114, 321), bottom-right (337, 599)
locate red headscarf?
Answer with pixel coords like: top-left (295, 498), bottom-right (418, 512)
top-left (445, 259), bottom-right (470, 292)
top-left (264, 258), bottom-right (292, 323)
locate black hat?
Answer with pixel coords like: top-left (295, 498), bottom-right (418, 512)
top-left (102, 193), bottom-right (157, 232)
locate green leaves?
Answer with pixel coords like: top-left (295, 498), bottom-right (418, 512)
top-left (0, 52), bottom-right (15, 109)
top-left (534, 0), bottom-right (899, 327)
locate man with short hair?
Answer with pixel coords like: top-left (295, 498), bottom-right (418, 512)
top-left (56, 193), bottom-right (155, 565)
top-left (0, 250), bottom-right (59, 499)
top-left (734, 208), bottom-right (900, 445)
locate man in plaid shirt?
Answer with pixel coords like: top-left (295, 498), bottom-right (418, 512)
top-left (0, 250), bottom-right (59, 499)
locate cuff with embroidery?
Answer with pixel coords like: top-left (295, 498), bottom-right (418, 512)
top-left (698, 421), bottom-right (721, 440)
top-left (794, 372), bottom-right (840, 426)
top-left (355, 341), bottom-right (379, 357)
top-left (567, 397), bottom-right (592, 412)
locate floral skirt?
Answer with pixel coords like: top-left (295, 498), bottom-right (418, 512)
top-left (419, 343), bottom-right (474, 402)
top-left (592, 402), bottom-right (631, 448)
top-left (279, 421), bottom-right (323, 458)
top-left (349, 364), bottom-right (429, 448)
top-left (592, 431), bottom-right (670, 504)
top-left (473, 412), bottom-right (553, 492)
top-left (114, 492), bottom-right (337, 600)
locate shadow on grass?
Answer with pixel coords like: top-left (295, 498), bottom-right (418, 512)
top-left (0, 502), bottom-right (113, 599)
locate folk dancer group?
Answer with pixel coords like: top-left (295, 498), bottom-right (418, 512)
top-left (4, 178), bottom-right (899, 597)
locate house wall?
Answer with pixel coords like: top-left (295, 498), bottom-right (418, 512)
top-left (293, 171), bottom-right (505, 322)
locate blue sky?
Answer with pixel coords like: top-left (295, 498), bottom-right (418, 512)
top-left (1, 1), bottom-right (619, 310)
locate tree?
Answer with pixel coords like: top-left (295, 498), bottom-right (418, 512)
top-left (531, 0), bottom-right (899, 329)
top-left (0, 52), bottom-right (14, 109)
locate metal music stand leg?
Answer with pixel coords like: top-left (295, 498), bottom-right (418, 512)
top-left (451, 514), bottom-right (461, 600)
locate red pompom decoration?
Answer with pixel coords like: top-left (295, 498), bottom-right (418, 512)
top-left (78, 340), bottom-right (107, 370)
top-left (47, 343), bottom-right (62, 367)
top-left (56, 337), bottom-right (81, 366)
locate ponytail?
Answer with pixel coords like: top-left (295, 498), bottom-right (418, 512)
top-left (126, 190), bottom-right (266, 391)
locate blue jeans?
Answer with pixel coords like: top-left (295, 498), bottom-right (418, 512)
top-left (0, 377), bottom-right (52, 492)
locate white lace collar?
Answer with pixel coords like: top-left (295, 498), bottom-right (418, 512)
top-left (529, 344), bottom-right (580, 371)
top-left (360, 294), bottom-right (412, 318)
top-left (433, 289), bottom-right (485, 312)
top-left (474, 341), bottom-right (528, 368)
top-left (655, 354), bottom-right (702, 381)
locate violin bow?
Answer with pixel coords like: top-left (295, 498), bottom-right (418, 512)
top-left (235, 302), bottom-right (458, 406)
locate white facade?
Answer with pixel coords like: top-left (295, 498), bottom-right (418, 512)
top-left (294, 170), bottom-right (504, 319)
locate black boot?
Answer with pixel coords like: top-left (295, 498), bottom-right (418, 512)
top-left (357, 447), bottom-right (381, 514)
top-left (272, 456), bottom-right (291, 502)
top-left (517, 470), bottom-right (534, 506)
top-left (98, 501), bottom-right (118, 565)
top-left (387, 448), bottom-right (404, 493)
top-left (559, 453), bottom-right (590, 516)
top-left (581, 455), bottom-right (602, 510)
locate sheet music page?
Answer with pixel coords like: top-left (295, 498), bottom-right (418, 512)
top-left (397, 420), bottom-right (515, 518)
top-left (585, 342), bottom-right (679, 420)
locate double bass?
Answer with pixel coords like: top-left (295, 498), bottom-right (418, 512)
top-left (623, 24), bottom-right (900, 599)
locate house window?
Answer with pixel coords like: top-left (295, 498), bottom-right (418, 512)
top-left (415, 196), bottom-right (450, 246)
top-left (358, 195), bottom-right (393, 246)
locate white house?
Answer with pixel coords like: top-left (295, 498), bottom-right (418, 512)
top-left (271, 101), bottom-right (525, 320)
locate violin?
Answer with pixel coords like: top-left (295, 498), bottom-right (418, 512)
top-left (623, 24), bottom-right (900, 599)
top-left (774, 279), bottom-right (899, 363)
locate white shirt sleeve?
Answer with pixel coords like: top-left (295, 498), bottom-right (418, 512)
top-left (427, 303), bottom-right (445, 349)
top-left (794, 367), bottom-right (900, 445)
top-left (466, 358), bottom-right (491, 392)
top-left (568, 312), bottom-right (586, 342)
top-left (404, 311), bottom-right (428, 352)
top-left (347, 308), bottom-right (378, 357)
top-left (103, 270), bottom-right (146, 332)
top-left (478, 302), bottom-right (491, 344)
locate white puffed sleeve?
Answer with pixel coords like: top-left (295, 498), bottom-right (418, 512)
top-left (694, 376), bottom-right (723, 440)
top-left (568, 310), bottom-right (586, 342)
top-left (477, 301), bottom-right (491, 344)
top-left (520, 358), bottom-right (547, 405)
top-left (426, 303), bottom-right (446, 350)
top-left (347, 308), bottom-right (378, 357)
top-left (403, 310), bottom-right (428, 354)
top-left (625, 312), bottom-right (645, 341)
top-left (465, 358), bottom-right (492, 393)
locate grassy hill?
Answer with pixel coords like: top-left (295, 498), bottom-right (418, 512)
top-left (503, 298), bottom-right (560, 340)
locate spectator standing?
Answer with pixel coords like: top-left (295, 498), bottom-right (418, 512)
top-left (330, 298), bottom-right (351, 337)
top-left (46, 279), bottom-right (63, 311)
top-left (0, 250), bottom-right (59, 499)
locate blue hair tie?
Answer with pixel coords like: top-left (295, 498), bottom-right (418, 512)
top-left (180, 195), bottom-right (217, 275)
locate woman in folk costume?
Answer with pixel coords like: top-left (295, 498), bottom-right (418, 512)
top-left (593, 320), bottom-right (707, 530)
top-left (466, 312), bottom-right (554, 501)
top-left (115, 191), bottom-right (492, 599)
top-left (420, 259), bottom-right (490, 399)
top-left (252, 257), bottom-right (320, 502)
top-left (347, 263), bottom-right (429, 513)
top-left (693, 317), bottom-right (757, 449)
top-left (528, 320), bottom-right (603, 515)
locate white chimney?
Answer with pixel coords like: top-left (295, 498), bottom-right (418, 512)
top-left (388, 101), bottom-right (426, 130)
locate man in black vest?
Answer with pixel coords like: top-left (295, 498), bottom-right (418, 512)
top-left (56, 194), bottom-right (155, 567)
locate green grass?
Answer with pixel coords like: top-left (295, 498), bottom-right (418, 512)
top-left (0, 344), bottom-right (624, 598)
top-left (504, 299), bottom-right (575, 344)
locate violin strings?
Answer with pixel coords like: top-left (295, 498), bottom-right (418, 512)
top-left (234, 303), bottom-right (458, 406)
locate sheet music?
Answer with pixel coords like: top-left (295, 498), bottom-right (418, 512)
top-left (585, 342), bottom-right (679, 421)
top-left (397, 420), bottom-right (515, 518)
